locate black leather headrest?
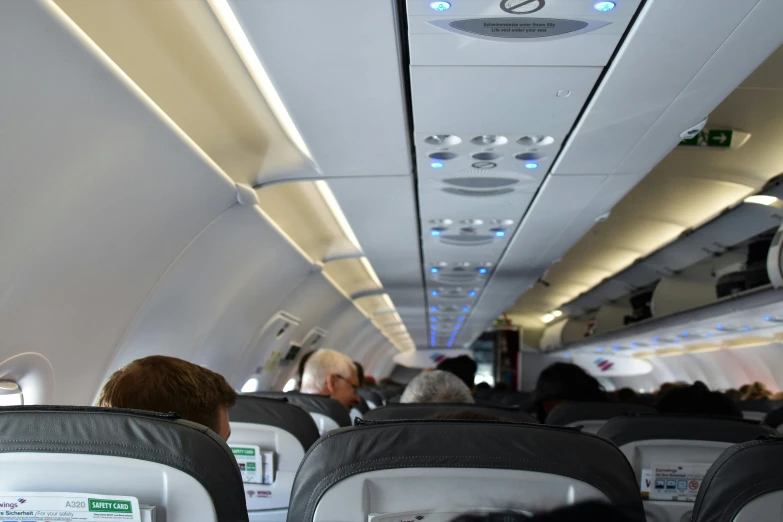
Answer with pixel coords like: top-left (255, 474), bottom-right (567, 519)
top-left (0, 406), bottom-right (248, 522)
top-left (692, 437), bottom-right (783, 522)
top-left (288, 420), bottom-right (645, 521)
top-left (246, 391), bottom-right (351, 427)
top-left (364, 403), bottom-right (537, 424)
top-left (598, 413), bottom-right (776, 447)
top-left (230, 395), bottom-right (320, 452)
top-left (545, 401), bottom-right (655, 426)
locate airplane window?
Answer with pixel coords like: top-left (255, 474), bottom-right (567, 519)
top-left (240, 377), bottom-right (259, 393)
top-left (282, 378), bottom-right (297, 392)
top-left (0, 380), bottom-right (23, 406)
top-left (474, 375), bottom-right (495, 387)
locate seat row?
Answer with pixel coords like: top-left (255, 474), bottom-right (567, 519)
top-left (0, 399), bottom-right (779, 522)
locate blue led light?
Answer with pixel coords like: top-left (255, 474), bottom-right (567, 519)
top-left (765, 316), bottom-right (772, 322)
top-left (682, 332), bottom-right (689, 337)
top-left (705, 333), bottom-right (712, 338)
top-left (674, 338), bottom-right (680, 343)
top-left (430, 316), bottom-right (437, 322)
top-left (457, 317), bottom-right (465, 323)
top-left (653, 337), bottom-right (660, 342)
top-left (525, 163), bottom-right (539, 170)
top-left (494, 230), bottom-right (506, 237)
top-left (431, 290), bottom-right (439, 296)
top-left (564, 353), bottom-right (571, 359)
top-left (430, 1), bottom-right (451, 11)
top-left (478, 267), bottom-right (488, 274)
top-left (613, 345), bottom-right (620, 351)
top-left (462, 306), bottom-right (470, 312)
top-left (594, 1), bottom-right (616, 11)
top-left (431, 162), bottom-right (444, 169)
top-left (430, 267), bottom-right (440, 273)
top-left (431, 306), bottom-right (439, 312)
top-left (455, 324), bottom-right (461, 329)
top-left (717, 325), bottom-right (724, 331)
top-left (744, 326), bottom-right (751, 332)
top-left (632, 341), bottom-right (638, 346)
top-left (597, 347), bottom-right (604, 353)
top-left (430, 228), bottom-right (442, 237)
top-left (469, 290), bottom-right (477, 296)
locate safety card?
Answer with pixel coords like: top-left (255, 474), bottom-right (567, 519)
top-left (230, 444), bottom-right (274, 484)
top-left (0, 492), bottom-right (141, 521)
top-left (648, 462), bottom-right (711, 502)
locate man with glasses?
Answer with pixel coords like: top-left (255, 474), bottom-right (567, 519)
top-left (300, 348), bottom-right (361, 410)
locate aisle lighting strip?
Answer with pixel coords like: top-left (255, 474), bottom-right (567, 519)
top-left (209, 0), bottom-right (409, 349)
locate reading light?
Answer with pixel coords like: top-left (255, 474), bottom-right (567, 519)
top-left (744, 195), bottom-right (778, 206)
top-left (431, 162), bottom-right (444, 169)
top-left (552, 310), bottom-right (563, 318)
top-left (430, 267), bottom-right (440, 273)
top-left (525, 163), bottom-right (539, 170)
top-left (469, 290), bottom-right (477, 296)
top-left (594, 1), bottom-right (616, 11)
top-left (493, 229), bottom-right (506, 237)
top-left (430, 1), bottom-right (451, 11)
top-left (431, 228), bottom-right (444, 237)
top-left (478, 267), bottom-right (488, 274)
top-left (542, 313), bottom-right (555, 323)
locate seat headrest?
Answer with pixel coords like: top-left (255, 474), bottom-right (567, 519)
top-left (246, 392), bottom-right (351, 427)
top-left (230, 395), bottom-right (320, 451)
top-left (0, 406), bottom-right (248, 522)
top-left (763, 406), bottom-right (783, 428)
top-left (288, 420), bottom-right (645, 521)
top-left (692, 437), bottom-right (783, 522)
top-left (597, 414), bottom-right (776, 447)
top-left (545, 401), bottom-right (656, 425)
top-left (364, 403), bottom-right (537, 424)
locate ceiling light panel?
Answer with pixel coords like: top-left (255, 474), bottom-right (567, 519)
top-left (406, 1), bottom-right (642, 347)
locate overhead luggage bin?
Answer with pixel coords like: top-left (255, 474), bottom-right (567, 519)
top-left (287, 419), bottom-right (645, 521)
top-left (598, 414), bottom-right (776, 522)
top-left (692, 438), bottom-right (783, 522)
top-left (0, 406), bottom-right (248, 522)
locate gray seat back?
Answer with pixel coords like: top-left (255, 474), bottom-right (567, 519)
top-left (0, 406), bottom-right (248, 522)
top-left (229, 396), bottom-right (320, 518)
top-left (598, 415), bottom-right (775, 522)
top-left (287, 419), bottom-right (646, 521)
top-left (246, 392), bottom-right (350, 435)
top-left (692, 438), bottom-right (783, 522)
top-left (363, 403), bottom-right (537, 424)
top-left (545, 401), bottom-right (656, 434)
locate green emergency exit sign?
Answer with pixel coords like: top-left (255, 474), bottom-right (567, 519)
top-left (679, 129), bottom-right (750, 149)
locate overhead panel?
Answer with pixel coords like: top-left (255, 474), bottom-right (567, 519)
top-left (407, 0), bottom-right (641, 347)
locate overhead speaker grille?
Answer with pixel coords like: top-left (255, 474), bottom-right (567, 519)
top-left (440, 234), bottom-right (495, 246)
top-left (442, 188), bottom-right (515, 198)
top-left (443, 177), bottom-right (518, 189)
top-left (433, 272), bottom-right (482, 285)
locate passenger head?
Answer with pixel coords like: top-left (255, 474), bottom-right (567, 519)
top-left (300, 349), bottom-right (360, 410)
top-left (97, 355), bottom-right (237, 440)
top-left (354, 361), bottom-right (365, 387)
top-left (476, 382), bottom-right (492, 392)
top-left (655, 382), bottom-right (681, 403)
top-left (437, 355), bottom-right (478, 390)
top-left (401, 370), bottom-right (475, 404)
top-left (494, 381), bottom-right (510, 392)
top-left (534, 362), bottom-right (607, 422)
top-left (657, 381), bottom-right (742, 418)
top-left (297, 351), bottom-right (315, 391)
top-left (615, 387), bottom-right (638, 403)
top-left (724, 388), bottom-right (741, 403)
top-left (742, 381), bottom-right (772, 401)
top-left (449, 501), bottom-right (637, 521)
